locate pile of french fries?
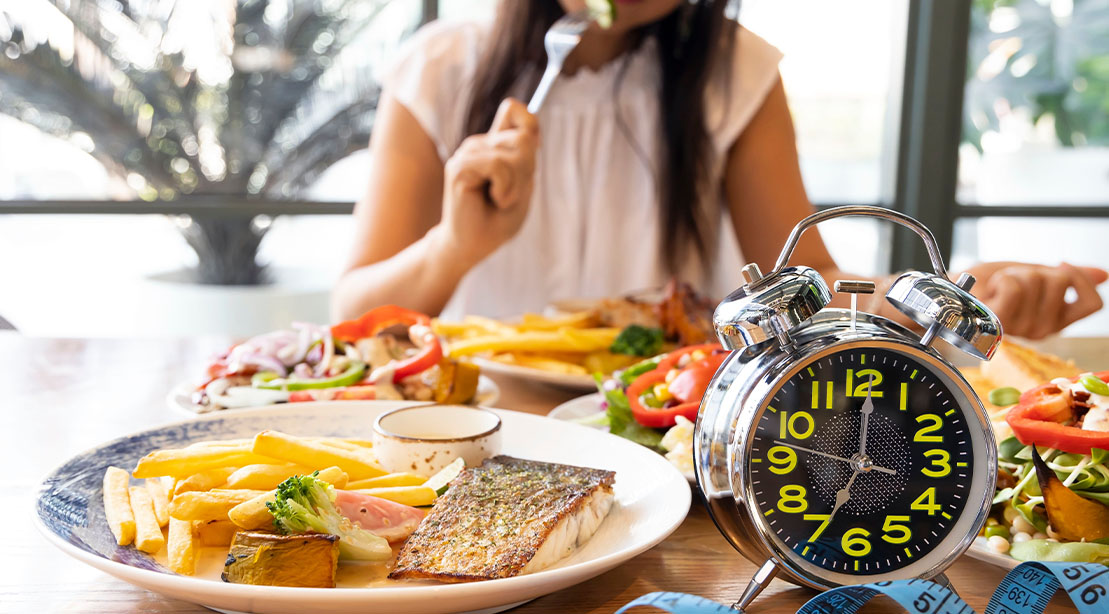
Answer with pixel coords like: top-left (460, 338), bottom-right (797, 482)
top-left (102, 430), bottom-right (437, 575)
top-left (432, 312), bottom-right (622, 376)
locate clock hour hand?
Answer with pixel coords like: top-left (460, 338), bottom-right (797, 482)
top-left (771, 440), bottom-right (897, 475)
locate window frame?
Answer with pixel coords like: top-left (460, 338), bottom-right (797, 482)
top-left (0, 0), bottom-right (1105, 275)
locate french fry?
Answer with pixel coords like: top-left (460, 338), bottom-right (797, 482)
top-left (517, 310), bottom-right (597, 330)
top-left (315, 439), bottom-right (373, 454)
top-left (196, 519), bottom-right (238, 547)
top-left (445, 328), bottom-right (620, 356)
top-left (167, 489), bottom-right (266, 522)
top-left (161, 476), bottom-right (176, 500)
top-left (145, 478), bottom-right (171, 527)
top-left (133, 443), bottom-right (279, 479)
top-left (252, 431), bottom-right (385, 480)
top-left (129, 486), bottom-right (165, 554)
top-left (228, 466), bottom-right (347, 530)
top-left (172, 467), bottom-right (237, 497)
top-left (492, 353), bottom-right (588, 375)
top-left (346, 473), bottom-right (427, 490)
top-left (167, 518), bottom-right (196, 575)
top-left (355, 485), bottom-right (437, 507)
top-left (224, 463), bottom-right (311, 490)
top-left (103, 467), bottom-right (135, 546)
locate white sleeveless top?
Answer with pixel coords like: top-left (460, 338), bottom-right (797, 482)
top-left (382, 20), bottom-right (783, 318)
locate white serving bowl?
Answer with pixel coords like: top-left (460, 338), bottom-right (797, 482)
top-left (372, 404), bottom-right (502, 476)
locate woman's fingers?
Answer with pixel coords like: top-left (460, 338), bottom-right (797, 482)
top-left (1028, 268), bottom-right (1070, 339)
top-left (979, 263), bottom-right (1105, 338)
top-left (490, 98), bottom-right (539, 136)
top-left (1059, 262), bottom-right (1105, 328)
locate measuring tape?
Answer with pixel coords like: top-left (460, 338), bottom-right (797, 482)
top-left (614, 561), bottom-right (1107, 614)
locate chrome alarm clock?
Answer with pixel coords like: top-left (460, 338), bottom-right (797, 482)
top-left (694, 206), bottom-right (1002, 611)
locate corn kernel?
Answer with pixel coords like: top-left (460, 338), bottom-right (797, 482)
top-left (653, 383), bottom-right (672, 403)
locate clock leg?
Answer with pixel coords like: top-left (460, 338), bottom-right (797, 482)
top-left (930, 573), bottom-right (961, 598)
top-left (730, 559), bottom-right (779, 612)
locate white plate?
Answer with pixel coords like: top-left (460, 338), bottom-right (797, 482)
top-left (548, 393), bottom-right (696, 483)
top-left (167, 376), bottom-right (501, 416)
top-left (471, 357), bottom-right (596, 391)
top-left (35, 401), bottom-right (690, 614)
top-left (963, 536), bottom-right (1020, 570)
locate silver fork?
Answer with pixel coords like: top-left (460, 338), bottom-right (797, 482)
top-left (526, 10), bottom-right (591, 114)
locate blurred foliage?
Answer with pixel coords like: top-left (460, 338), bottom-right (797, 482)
top-left (0, 0), bottom-right (414, 283)
top-left (965, 0), bottom-right (1109, 150)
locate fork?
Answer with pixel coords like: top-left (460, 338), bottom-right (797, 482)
top-left (526, 10), bottom-right (591, 114)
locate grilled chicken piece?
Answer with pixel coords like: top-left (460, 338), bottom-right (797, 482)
top-left (389, 456), bottom-right (615, 582)
top-left (222, 531), bottom-right (339, 588)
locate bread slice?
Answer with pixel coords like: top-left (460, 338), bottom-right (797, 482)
top-left (980, 339), bottom-right (1080, 393)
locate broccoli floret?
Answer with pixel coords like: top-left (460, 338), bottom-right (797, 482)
top-left (267, 473), bottom-right (391, 561)
top-left (610, 325), bottom-right (664, 357)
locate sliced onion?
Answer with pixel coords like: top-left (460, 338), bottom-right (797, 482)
top-left (237, 352), bottom-right (288, 376)
top-left (315, 331), bottom-right (335, 378)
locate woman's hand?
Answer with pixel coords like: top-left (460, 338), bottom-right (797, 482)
top-left (439, 98), bottom-right (539, 265)
top-left (967, 262), bottom-right (1107, 339)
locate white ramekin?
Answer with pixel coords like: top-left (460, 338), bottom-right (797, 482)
top-left (371, 404), bottom-right (502, 476)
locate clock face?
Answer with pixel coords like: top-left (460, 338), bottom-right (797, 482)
top-left (747, 345), bottom-right (978, 576)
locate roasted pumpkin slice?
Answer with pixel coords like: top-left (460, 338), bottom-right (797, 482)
top-left (1031, 446), bottom-right (1109, 542)
top-left (222, 531), bottom-right (339, 588)
top-left (433, 358), bottom-right (480, 404)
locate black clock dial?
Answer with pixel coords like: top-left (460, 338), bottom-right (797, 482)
top-left (748, 346), bottom-right (975, 575)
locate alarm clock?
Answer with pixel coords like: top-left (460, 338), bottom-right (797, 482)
top-left (694, 205), bottom-right (1002, 612)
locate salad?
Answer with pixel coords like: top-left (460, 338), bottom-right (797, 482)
top-left (582, 343), bottom-right (729, 476)
top-left (192, 305), bottom-right (481, 412)
top-left (986, 370), bottom-right (1109, 565)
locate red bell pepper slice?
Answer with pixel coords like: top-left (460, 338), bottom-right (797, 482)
top-left (626, 345), bottom-right (728, 428)
top-left (627, 368), bottom-right (697, 428)
top-left (657, 343), bottom-right (724, 372)
top-left (1006, 371), bottom-right (1109, 456)
top-left (330, 305), bottom-right (443, 383)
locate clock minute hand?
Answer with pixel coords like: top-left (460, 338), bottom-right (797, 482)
top-left (771, 440), bottom-right (897, 475)
top-left (858, 375), bottom-right (875, 457)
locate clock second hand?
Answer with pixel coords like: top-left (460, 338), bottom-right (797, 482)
top-left (770, 440), bottom-right (897, 475)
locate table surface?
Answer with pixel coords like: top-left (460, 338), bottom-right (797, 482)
top-left (3, 333), bottom-right (1103, 614)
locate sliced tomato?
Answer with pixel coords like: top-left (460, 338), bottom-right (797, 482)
top-left (288, 385), bottom-right (377, 403)
top-left (626, 343), bottom-right (728, 428)
top-left (1006, 371), bottom-right (1109, 455)
top-left (668, 353), bottom-right (728, 404)
top-left (330, 305), bottom-right (442, 383)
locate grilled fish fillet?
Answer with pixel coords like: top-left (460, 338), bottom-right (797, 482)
top-left (388, 455), bottom-right (615, 582)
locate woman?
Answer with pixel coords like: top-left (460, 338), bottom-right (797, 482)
top-left (333, 0), bottom-right (1105, 339)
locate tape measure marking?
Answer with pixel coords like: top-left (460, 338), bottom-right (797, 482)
top-left (614, 561), bottom-right (1108, 614)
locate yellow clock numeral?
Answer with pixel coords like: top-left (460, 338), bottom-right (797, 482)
top-left (777, 485), bottom-right (808, 513)
top-left (803, 513), bottom-right (831, 542)
top-left (911, 487), bottom-right (942, 516)
top-left (914, 414), bottom-right (944, 443)
top-left (842, 527), bottom-right (872, 557)
top-left (810, 381), bottom-right (834, 410)
top-left (921, 449), bottom-right (952, 477)
top-left (881, 515), bottom-right (912, 544)
top-left (767, 446), bottom-right (798, 475)
top-left (846, 368), bottom-right (884, 398)
top-left (899, 382), bottom-right (908, 411)
top-left (779, 411), bottom-right (815, 440)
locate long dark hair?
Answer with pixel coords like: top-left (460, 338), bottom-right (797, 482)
top-left (463, 1), bottom-right (733, 273)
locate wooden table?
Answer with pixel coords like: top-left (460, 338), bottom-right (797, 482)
top-left (1, 333), bottom-right (1092, 613)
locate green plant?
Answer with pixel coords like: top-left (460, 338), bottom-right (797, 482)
top-left (0, 0), bottom-right (411, 284)
top-left (965, 0), bottom-right (1109, 150)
